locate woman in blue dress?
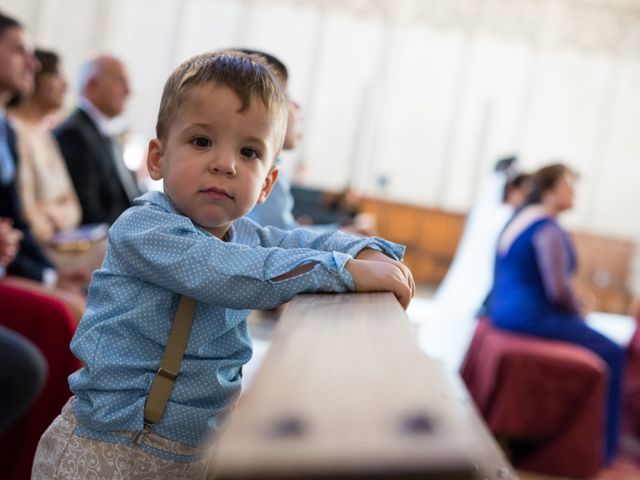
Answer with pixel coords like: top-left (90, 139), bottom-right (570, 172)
top-left (488, 163), bottom-right (624, 463)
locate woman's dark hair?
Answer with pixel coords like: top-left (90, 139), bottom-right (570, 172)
top-left (35, 49), bottom-right (60, 78)
top-left (526, 163), bottom-right (576, 205)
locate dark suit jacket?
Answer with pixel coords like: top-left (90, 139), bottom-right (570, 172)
top-left (0, 123), bottom-right (53, 281)
top-left (55, 108), bottom-right (133, 225)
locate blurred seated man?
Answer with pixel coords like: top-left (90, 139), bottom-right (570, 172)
top-left (0, 12), bottom-right (88, 317)
top-left (55, 54), bottom-right (139, 225)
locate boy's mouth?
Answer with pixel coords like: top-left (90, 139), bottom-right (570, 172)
top-left (200, 187), bottom-right (233, 199)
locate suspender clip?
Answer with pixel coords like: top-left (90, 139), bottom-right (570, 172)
top-left (133, 421), bottom-right (153, 445)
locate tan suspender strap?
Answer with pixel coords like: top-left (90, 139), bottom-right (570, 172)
top-left (143, 295), bottom-right (197, 425)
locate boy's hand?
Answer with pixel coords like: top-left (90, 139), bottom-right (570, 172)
top-left (354, 248), bottom-right (415, 298)
top-left (346, 258), bottom-right (413, 310)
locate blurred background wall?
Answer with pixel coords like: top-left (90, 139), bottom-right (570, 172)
top-left (3, 0), bottom-right (640, 294)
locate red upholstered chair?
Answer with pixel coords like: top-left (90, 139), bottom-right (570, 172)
top-left (460, 317), bottom-right (607, 478)
top-left (0, 281), bottom-right (81, 480)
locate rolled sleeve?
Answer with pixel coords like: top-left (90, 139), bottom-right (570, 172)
top-left (342, 237), bottom-right (405, 261)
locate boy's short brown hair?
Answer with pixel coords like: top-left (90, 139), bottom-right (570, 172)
top-left (155, 50), bottom-right (288, 157)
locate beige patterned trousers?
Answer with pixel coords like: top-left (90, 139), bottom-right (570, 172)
top-left (32, 398), bottom-right (206, 479)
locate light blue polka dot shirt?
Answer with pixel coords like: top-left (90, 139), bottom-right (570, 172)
top-left (69, 191), bottom-right (405, 449)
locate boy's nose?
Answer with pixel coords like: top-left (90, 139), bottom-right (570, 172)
top-left (209, 151), bottom-right (237, 176)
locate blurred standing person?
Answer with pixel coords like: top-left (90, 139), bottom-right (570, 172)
top-left (413, 158), bottom-right (531, 371)
top-left (55, 54), bottom-right (139, 225)
top-left (243, 50), bottom-right (302, 230)
top-left (243, 49), bottom-right (374, 235)
top-left (433, 157), bottom-right (525, 309)
top-left (9, 49), bottom-right (81, 243)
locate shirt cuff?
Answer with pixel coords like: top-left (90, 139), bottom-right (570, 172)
top-left (347, 238), bottom-right (406, 262)
top-left (318, 251), bottom-right (354, 291)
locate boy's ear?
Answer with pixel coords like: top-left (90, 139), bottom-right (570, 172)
top-left (257, 164), bottom-right (280, 204)
top-left (146, 139), bottom-right (164, 181)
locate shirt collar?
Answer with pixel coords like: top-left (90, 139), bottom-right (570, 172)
top-left (133, 191), bottom-right (236, 241)
top-left (134, 190), bottom-right (178, 213)
top-left (78, 97), bottom-right (126, 137)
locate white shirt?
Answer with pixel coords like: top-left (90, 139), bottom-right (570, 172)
top-left (78, 97), bottom-right (127, 137)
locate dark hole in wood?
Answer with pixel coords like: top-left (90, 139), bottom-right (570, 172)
top-left (266, 415), bottom-right (307, 439)
top-left (401, 413), bottom-right (434, 435)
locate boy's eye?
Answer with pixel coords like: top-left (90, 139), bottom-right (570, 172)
top-left (240, 147), bottom-right (260, 160)
top-left (191, 137), bottom-right (212, 148)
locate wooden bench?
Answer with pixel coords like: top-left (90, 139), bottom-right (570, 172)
top-left (206, 293), bottom-right (517, 480)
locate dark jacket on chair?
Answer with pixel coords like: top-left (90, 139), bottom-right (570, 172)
top-left (55, 108), bottom-right (133, 225)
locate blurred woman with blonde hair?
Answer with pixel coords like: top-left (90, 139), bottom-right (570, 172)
top-left (9, 48), bottom-right (81, 243)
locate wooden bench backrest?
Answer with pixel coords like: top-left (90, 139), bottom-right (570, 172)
top-left (206, 293), bottom-right (517, 480)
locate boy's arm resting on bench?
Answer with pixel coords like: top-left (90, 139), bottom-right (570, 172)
top-left (107, 209), bottom-right (357, 309)
top-left (254, 221), bottom-right (413, 308)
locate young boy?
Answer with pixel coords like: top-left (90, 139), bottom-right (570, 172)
top-left (32, 51), bottom-right (413, 479)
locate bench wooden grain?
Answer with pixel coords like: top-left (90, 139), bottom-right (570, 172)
top-left (206, 293), bottom-right (518, 480)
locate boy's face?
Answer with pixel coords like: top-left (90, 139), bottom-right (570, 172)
top-left (147, 84), bottom-right (279, 239)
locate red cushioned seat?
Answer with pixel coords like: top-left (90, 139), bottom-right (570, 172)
top-left (0, 281), bottom-right (81, 480)
top-left (460, 317), bottom-right (606, 478)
